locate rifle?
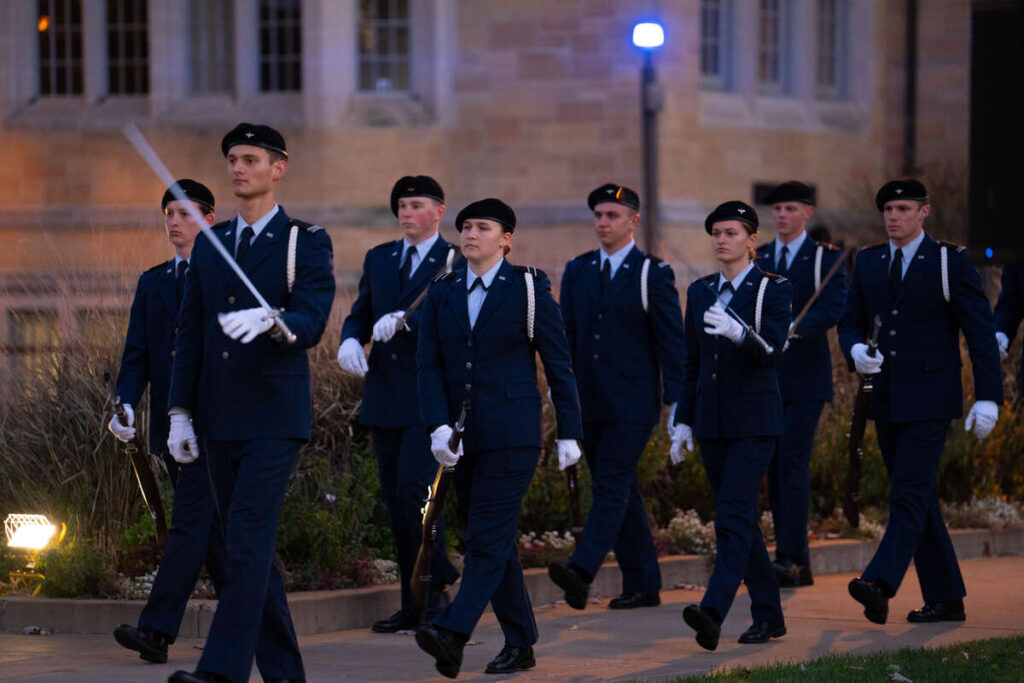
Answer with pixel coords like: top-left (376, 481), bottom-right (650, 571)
top-left (844, 315), bottom-right (882, 528)
top-left (410, 400), bottom-right (469, 607)
top-left (104, 371), bottom-right (168, 549)
top-left (565, 464), bottom-right (584, 543)
top-left (787, 246), bottom-right (851, 345)
top-left (394, 253), bottom-right (457, 333)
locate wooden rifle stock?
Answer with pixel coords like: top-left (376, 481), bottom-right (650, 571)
top-left (410, 400), bottom-right (468, 607)
top-left (104, 371), bottom-right (168, 550)
top-left (844, 316), bottom-right (882, 528)
top-left (565, 464), bottom-right (584, 542)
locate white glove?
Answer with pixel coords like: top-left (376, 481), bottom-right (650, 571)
top-left (669, 423), bottom-right (693, 464)
top-left (337, 337), bottom-right (368, 377)
top-left (430, 425), bottom-right (463, 467)
top-left (372, 311), bottom-right (407, 344)
top-left (167, 409), bottom-right (199, 464)
top-left (108, 404), bottom-right (136, 442)
top-left (851, 343), bottom-right (884, 375)
top-left (965, 400), bottom-right (999, 440)
top-left (218, 307), bottom-right (275, 343)
top-left (788, 321), bottom-right (802, 339)
top-left (556, 439), bottom-right (581, 471)
top-left (666, 402), bottom-right (678, 437)
top-left (996, 332), bottom-right (1009, 361)
top-left (703, 304), bottom-right (745, 343)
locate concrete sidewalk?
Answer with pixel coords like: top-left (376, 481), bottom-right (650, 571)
top-left (2, 557), bottom-right (1023, 682)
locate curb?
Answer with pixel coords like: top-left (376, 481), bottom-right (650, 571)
top-left (3, 528), bottom-right (1022, 636)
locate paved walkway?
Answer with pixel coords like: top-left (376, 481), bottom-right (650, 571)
top-left (2, 557), bottom-right (1023, 682)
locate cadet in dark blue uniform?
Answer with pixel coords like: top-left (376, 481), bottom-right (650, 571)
top-left (548, 183), bottom-right (684, 611)
top-left (337, 175), bottom-right (462, 633)
top-left (754, 181), bottom-right (846, 587)
top-left (994, 263), bottom-right (1024, 392)
top-left (672, 201), bottom-right (791, 651)
top-left (840, 179), bottom-right (1002, 625)
top-left (166, 124), bottom-right (336, 683)
top-left (414, 199), bottom-right (583, 678)
top-left (110, 181), bottom-right (231, 666)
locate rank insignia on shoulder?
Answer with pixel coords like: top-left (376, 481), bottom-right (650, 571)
top-left (434, 270), bottom-right (456, 282)
top-left (658, 261), bottom-right (670, 268)
top-left (303, 224), bottom-right (324, 234)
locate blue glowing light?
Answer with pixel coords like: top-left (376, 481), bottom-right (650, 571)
top-left (632, 22), bottom-right (665, 49)
top-left (986, 247), bottom-right (994, 259)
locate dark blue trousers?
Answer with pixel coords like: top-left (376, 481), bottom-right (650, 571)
top-left (571, 421), bottom-right (661, 593)
top-left (864, 419), bottom-right (966, 603)
top-left (699, 437), bottom-right (783, 624)
top-left (434, 447), bottom-right (539, 648)
top-left (372, 426), bottom-right (460, 610)
top-left (768, 400), bottom-right (824, 566)
top-left (138, 457), bottom-right (228, 640)
top-left (196, 439), bottom-right (305, 683)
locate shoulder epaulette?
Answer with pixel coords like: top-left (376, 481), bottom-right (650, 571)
top-left (370, 239), bottom-right (400, 252)
top-left (698, 273), bottom-right (718, 284)
top-left (820, 241), bottom-right (841, 251)
top-left (861, 242), bottom-right (888, 253)
top-left (572, 250), bottom-right (598, 263)
top-left (211, 219), bottom-right (232, 232)
top-left (434, 270), bottom-right (457, 282)
top-left (287, 219), bottom-right (322, 234)
top-left (514, 265), bottom-right (547, 279)
top-left (144, 260), bottom-right (172, 275)
top-left (939, 240), bottom-right (967, 254)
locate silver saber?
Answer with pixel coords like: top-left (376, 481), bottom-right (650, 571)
top-left (703, 281), bottom-right (774, 355)
top-left (122, 123), bottom-right (296, 344)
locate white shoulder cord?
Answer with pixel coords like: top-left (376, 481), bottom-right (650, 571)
top-left (445, 246), bottom-right (455, 272)
top-left (814, 244), bottom-right (823, 291)
top-left (755, 276), bottom-right (769, 334)
top-left (286, 224), bottom-right (299, 293)
top-left (640, 258), bottom-right (651, 313)
top-left (940, 245), bottom-right (950, 303)
top-left (524, 270), bottom-right (536, 342)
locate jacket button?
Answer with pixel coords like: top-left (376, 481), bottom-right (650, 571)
top-left (593, 353), bottom-right (599, 360)
top-left (713, 353), bottom-right (718, 361)
top-left (889, 329), bottom-right (896, 336)
top-left (465, 383), bottom-right (472, 391)
top-left (889, 350), bottom-right (897, 357)
top-left (228, 296), bottom-right (236, 304)
top-left (221, 351), bottom-right (229, 359)
top-left (170, 350), bottom-right (176, 358)
top-left (597, 314), bottom-right (603, 320)
top-left (594, 334), bottom-right (600, 341)
top-left (891, 309), bottom-right (898, 315)
top-left (391, 353), bottom-right (398, 360)
top-left (711, 372), bottom-right (717, 380)
top-left (465, 361), bottom-right (472, 370)
top-left (467, 340), bottom-right (473, 347)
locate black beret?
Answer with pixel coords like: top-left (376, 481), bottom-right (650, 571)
top-left (221, 123), bottom-right (287, 158)
top-left (704, 200), bottom-right (759, 234)
top-left (455, 198), bottom-right (516, 232)
top-left (875, 178), bottom-right (928, 211)
top-left (161, 179), bottom-right (215, 212)
top-left (587, 183), bottom-right (640, 211)
top-left (764, 181), bottom-right (815, 206)
top-left (390, 175), bottom-right (445, 216)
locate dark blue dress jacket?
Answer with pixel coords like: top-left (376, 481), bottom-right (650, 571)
top-left (168, 209), bottom-right (336, 441)
top-left (993, 262), bottom-right (1024, 390)
top-left (340, 237), bottom-right (463, 428)
top-left (838, 235), bottom-right (1003, 422)
top-left (559, 246), bottom-right (685, 424)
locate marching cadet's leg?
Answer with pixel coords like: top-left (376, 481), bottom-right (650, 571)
top-left (909, 493), bottom-right (967, 620)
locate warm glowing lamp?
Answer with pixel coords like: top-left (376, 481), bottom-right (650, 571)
top-left (4, 514), bottom-right (66, 596)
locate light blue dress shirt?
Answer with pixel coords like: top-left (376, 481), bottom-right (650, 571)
top-left (773, 230), bottom-right (808, 271)
top-left (599, 240), bottom-right (635, 279)
top-left (234, 203), bottom-right (280, 253)
top-left (466, 258), bottom-right (504, 329)
top-left (716, 261), bottom-right (756, 307)
top-left (401, 231), bottom-right (440, 277)
top-left (889, 229), bottom-right (926, 278)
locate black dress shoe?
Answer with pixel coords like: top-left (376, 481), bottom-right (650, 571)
top-left (608, 591), bottom-right (661, 609)
top-left (737, 621), bottom-right (787, 643)
top-left (848, 577), bottom-right (889, 624)
top-left (372, 608), bottom-right (420, 633)
top-left (773, 560), bottom-right (814, 587)
top-left (682, 604), bottom-right (722, 651)
top-left (168, 671), bottom-right (229, 683)
top-left (415, 623), bottom-right (467, 679)
top-left (548, 562), bottom-right (591, 610)
top-left (113, 623), bottom-right (169, 663)
top-left (485, 644), bottom-right (536, 674)
top-left (907, 600), bottom-right (966, 623)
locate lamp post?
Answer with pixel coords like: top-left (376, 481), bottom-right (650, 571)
top-left (632, 21), bottom-right (665, 256)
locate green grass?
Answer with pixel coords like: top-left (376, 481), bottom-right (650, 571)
top-left (668, 635), bottom-right (1024, 682)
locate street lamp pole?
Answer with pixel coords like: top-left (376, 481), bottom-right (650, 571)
top-left (633, 22), bottom-right (665, 257)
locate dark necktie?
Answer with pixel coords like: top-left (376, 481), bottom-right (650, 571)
top-left (469, 277), bottom-right (487, 293)
top-left (175, 260), bottom-right (188, 304)
top-left (719, 281), bottom-right (734, 305)
top-left (778, 245), bottom-right (789, 273)
top-left (399, 249), bottom-right (413, 291)
top-left (890, 247), bottom-right (904, 299)
top-left (236, 226), bottom-right (254, 261)
top-left (600, 259), bottom-right (611, 298)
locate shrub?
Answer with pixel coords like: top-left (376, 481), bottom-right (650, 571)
top-left (37, 535), bottom-right (115, 598)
